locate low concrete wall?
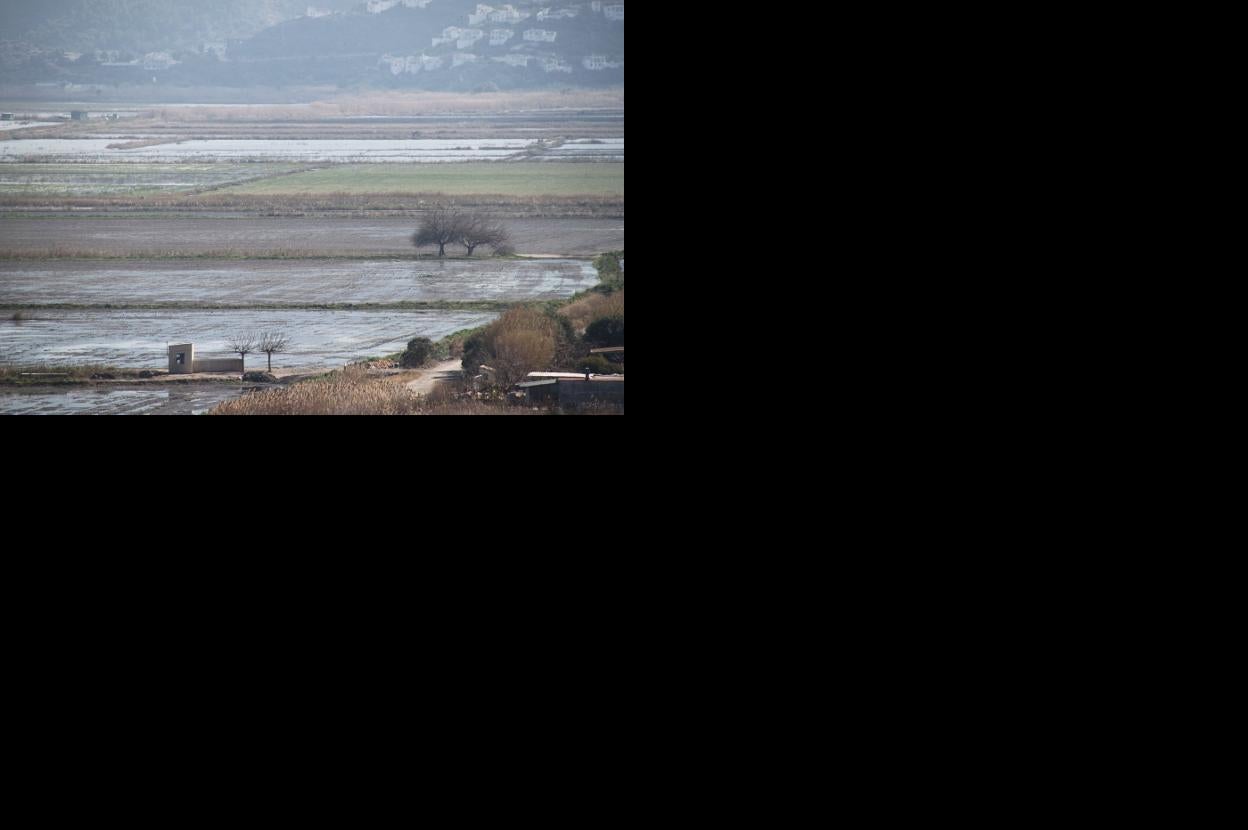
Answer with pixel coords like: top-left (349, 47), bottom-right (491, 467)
top-left (192, 358), bottom-right (244, 373)
top-left (559, 379), bottom-right (625, 407)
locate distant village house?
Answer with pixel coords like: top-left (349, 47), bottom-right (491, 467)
top-left (433, 26), bottom-right (466, 47)
top-left (367, 0), bottom-right (430, 12)
top-left (457, 29), bottom-right (485, 49)
top-left (538, 7), bottom-right (580, 21)
top-left (493, 54), bottom-right (531, 67)
top-left (142, 52), bottom-right (178, 71)
top-left (469, 4), bottom-right (530, 25)
top-left (381, 53), bottom-right (448, 74)
top-left (489, 5), bottom-right (529, 23)
top-left (582, 55), bottom-right (622, 71)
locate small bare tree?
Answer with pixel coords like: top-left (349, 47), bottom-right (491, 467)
top-left (458, 215), bottom-right (511, 257)
top-left (414, 211), bottom-right (512, 258)
top-left (258, 331), bottom-right (291, 372)
top-left (225, 333), bottom-right (257, 374)
top-left (413, 210), bottom-right (464, 258)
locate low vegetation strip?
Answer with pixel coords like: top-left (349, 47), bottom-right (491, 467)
top-left (213, 163), bottom-right (625, 198)
top-left (143, 91), bottom-right (624, 121)
top-left (207, 366), bottom-right (539, 416)
top-left (0, 364), bottom-right (166, 385)
top-left (0, 163), bottom-right (308, 198)
top-left (105, 139), bottom-right (183, 151)
top-left (0, 193), bottom-right (624, 216)
top-left (0, 249), bottom-right (528, 261)
top-left (3, 300), bottom-right (518, 312)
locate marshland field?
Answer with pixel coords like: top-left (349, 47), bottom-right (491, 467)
top-left (0, 89), bottom-right (624, 414)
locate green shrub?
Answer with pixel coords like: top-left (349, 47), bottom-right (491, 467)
top-left (576, 355), bottom-right (623, 375)
top-left (593, 250), bottom-right (625, 289)
top-left (243, 371), bottom-right (278, 383)
top-left (461, 333), bottom-right (490, 376)
top-left (460, 307), bottom-right (571, 386)
top-left (594, 250), bottom-right (623, 277)
top-left (401, 337), bottom-right (433, 368)
top-left (486, 309), bottom-right (559, 386)
top-left (585, 315), bottom-right (624, 347)
top-left (551, 313), bottom-right (583, 367)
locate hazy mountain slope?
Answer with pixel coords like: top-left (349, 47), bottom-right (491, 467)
top-left (234, 1), bottom-right (624, 89)
top-left (0, 1), bottom-right (624, 91)
top-left (1, 0), bottom-right (361, 53)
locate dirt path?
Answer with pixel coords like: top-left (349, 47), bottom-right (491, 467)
top-left (405, 359), bottom-right (463, 397)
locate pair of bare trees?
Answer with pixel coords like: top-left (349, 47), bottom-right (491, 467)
top-left (226, 331), bottom-right (291, 373)
top-left (413, 211), bottom-right (513, 258)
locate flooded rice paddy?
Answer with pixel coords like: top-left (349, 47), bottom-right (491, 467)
top-left (0, 258), bottom-right (597, 304)
top-left (0, 383), bottom-right (268, 416)
top-left (0, 309), bottom-right (498, 368)
top-left (0, 164), bottom-right (301, 196)
top-left (0, 138), bottom-right (623, 163)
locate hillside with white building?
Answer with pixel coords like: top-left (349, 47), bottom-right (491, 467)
top-left (2, 0), bottom-right (623, 91)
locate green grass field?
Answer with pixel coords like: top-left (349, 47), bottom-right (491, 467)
top-left (215, 163), bottom-right (624, 198)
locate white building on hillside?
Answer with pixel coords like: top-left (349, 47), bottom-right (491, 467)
top-left (368, 0), bottom-right (430, 12)
top-left (582, 55), bottom-right (622, 70)
top-left (142, 52), bottom-right (178, 70)
top-left (433, 26), bottom-right (466, 46)
top-left (493, 53), bottom-right (532, 67)
top-left (524, 29), bottom-right (558, 42)
top-left (489, 5), bottom-right (529, 23)
top-left (539, 7), bottom-right (580, 21)
top-left (382, 54), bottom-right (415, 74)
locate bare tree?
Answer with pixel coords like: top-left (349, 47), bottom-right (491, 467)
top-left (257, 331), bottom-right (291, 372)
top-left (225, 333), bottom-right (257, 374)
top-left (459, 216), bottom-right (512, 257)
top-left (487, 222), bottom-right (513, 256)
top-left (413, 210), bottom-right (465, 258)
top-left (414, 211), bottom-right (512, 258)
